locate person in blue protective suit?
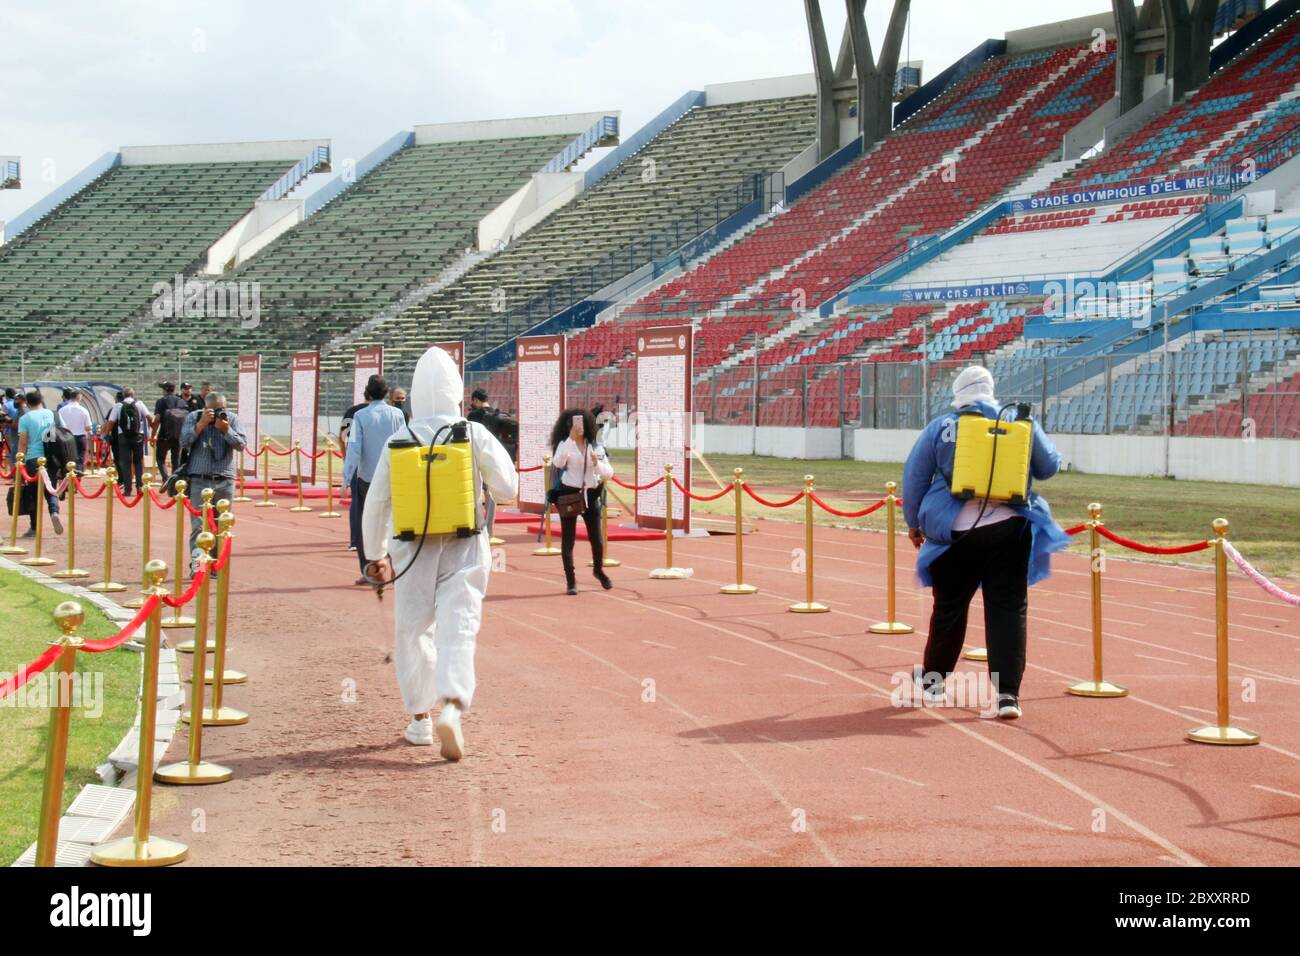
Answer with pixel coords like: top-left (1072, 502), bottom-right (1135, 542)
top-left (901, 365), bottom-right (1069, 720)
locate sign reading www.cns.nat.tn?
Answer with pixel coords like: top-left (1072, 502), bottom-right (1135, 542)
top-left (635, 325), bottom-right (692, 534)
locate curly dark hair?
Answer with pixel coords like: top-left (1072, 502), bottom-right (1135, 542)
top-left (550, 408), bottom-right (598, 452)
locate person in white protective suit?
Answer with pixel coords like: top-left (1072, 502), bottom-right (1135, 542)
top-left (362, 347), bottom-right (518, 759)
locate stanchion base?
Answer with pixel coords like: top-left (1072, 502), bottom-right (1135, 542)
top-left (19, 556), bottom-right (57, 566)
top-left (962, 647), bottom-right (988, 662)
top-left (52, 569), bottom-right (89, 579)
top-left (591, 557), bottom-right (623, 568)
top-left (155, 760), bottom-right (233, 785)
top-left (196, 668), bottom-right (246, 685)
top-left (490, 536), bottom-right (506, 546)
top-left (868, 621), bottom-right (914, 634)
top-left (175, 639), bottom-right (217, 654)
top-left (87, 582), bottom-right (126, 593)
top-left (720, 583), bottom-right (758, 595)
top-left (122, 596), bottom-right (146, 609)
top-left (91, 835), bottom-right (188, 867)
top-left (232, 496), bottom-right (253, 503)
top-left (184, 705), bottom-right (249, 727)
top-left (0, 546), bottom-right (28, 556)
top-left (254, 502), bottom-right (278, 508)
top-left (160, 616), bottom-right (196, 629)
top-left (289, 506), bottom-right (313, 513)
top-left (788, 601), bottom-right (830, 613)
top-left (1067, 680), bottom-right (1129, 698)
top-left (319, 511), bottom-right (341, 518)
top-left (1186, 724), bottom-right (1260, 746)
top-left (533, 547), bottom-right (562, 556)
top-left (650, 567), bottom-right (692, 579)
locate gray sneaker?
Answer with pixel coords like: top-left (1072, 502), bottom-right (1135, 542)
top-left (49, 513), bottom-right (63, 535)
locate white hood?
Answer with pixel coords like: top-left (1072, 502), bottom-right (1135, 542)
top-left (410, 346), bottom-right (463, 420)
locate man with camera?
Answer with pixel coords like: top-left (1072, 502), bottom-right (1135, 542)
top-left (180, 392), bottom-right (247, 576)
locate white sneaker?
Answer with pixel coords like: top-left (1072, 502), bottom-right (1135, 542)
top-left (435, 701), bottom-right (465, 761)
top-left (996, 694), bottom-right (1023, 720)
top-left (403, 716), bottom-right (433, 746)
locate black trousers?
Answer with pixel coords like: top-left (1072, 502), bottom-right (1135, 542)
top-left (349, 476), bottom-right (370, 573)
top-left (154, 438), bottom-right (181, 482)
top-left (559, 487), bottom-right (604, 587)
top-left (923, 517), bottom-right (1031, 697)
top-left (113, 437), bottom-right (144, 495)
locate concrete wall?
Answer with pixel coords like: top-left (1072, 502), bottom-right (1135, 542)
top-left (1103, 82), bottom-right (1173, 153)
top-left (1005, 12), bottom-right (1114, 53)
top-left (119, 139), bottom-right (328, 166)
top-left (478, 171), bottom-right (585, 250)
top-left (1242, 152), bottom-right (1300, 211)
top-left (704, 73), bottom-right (816, 106)
top-left (413, 112), bottom-right (614, 145)
top-left (1063, 95), bottom-right (1120, 160)
top-left (203, 198), bottom-right (303, 273)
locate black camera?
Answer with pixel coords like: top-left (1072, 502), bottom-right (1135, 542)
top-left (214, 409), bottom-right (228, 422)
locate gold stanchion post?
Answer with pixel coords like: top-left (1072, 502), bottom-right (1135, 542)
top-left (196, 501), bottom-right (246, 686)
top-left (2, 452), bottom-right (28, 555)
top-left (52, 471), bottom-right (88, 579)
top-left (1187, 518), bottom-right (1260, 745)
top-left (92, 560), bottom-right (189, 867)
top-left (20, 457), bottom-right (56, 566)
top-left (721, 467), bottom-right (757, 595)
top-left (176, 488), bottom-right (216, 653)
top-left (650, 464), bottom-right (690, 579)
top-left (34, 601), bottom-right (85, 867)
top-left (123, 472), bottom-right (153, 609)
top-left (789, 475), bottom-right (828, 613)
top-left (255, 447), bottom-right (276, 508)
top-left (290, 440), bottom-right (312, 513)
top-left (160, 479), bottom-right (194, 628)
top-left (590, 480), bottom-right (620, 568)
top-left (532, 456), bottom-right (561, 557)
top-left (189, 509), bottom-right (248, 726)
top-left (320, 436), bottom-right (341, 518)
top-left (869, 481), bottom-right (912, 633)
top-left (88, 467), bottom-right (125, 593)
top-left (158, 531), bottom-right (232, 783)
top-left (233, 450), bottom-right (252, 503)
top-left (1068, 503), bottom-right (1127, 697)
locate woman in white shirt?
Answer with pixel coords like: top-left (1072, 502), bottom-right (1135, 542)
top-left (549, 408), bottom-right (614, 594)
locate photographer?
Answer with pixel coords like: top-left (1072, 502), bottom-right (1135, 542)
top-left (180, 392), bottom-right (247, 576)
top-left (467, 388), bottom-right (518, 535)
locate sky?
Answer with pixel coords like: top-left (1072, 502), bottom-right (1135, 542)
top-left (0, 0), bottom-right (1114, 223)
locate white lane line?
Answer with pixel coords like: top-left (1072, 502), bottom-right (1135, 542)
top-left (591, 685), bottom-right (625, 699)
top-left (757, 734), bottom-right (807, 753)
top-left (1134, 653), bottom-right (1190, 667)
top-left (994, 805), bottom-right (1075, 832)
top-left (533, 613), bottom-right (559, 623)
top-left (1158, 854), bottom-right (1196, 867)
top-left (1241, 613), bottom-right (1291, 623)
top-left (1181, 704), bottom-right (1250, 722)
top-left (641, 639), bottom-right (676, 649)
top-left (608, 787), bottom-right (663, 811)
top-left (708, 655), bottom-right (747, 667)
top-left (804, 630), bottom-right (845, 640)
top-left (784, 673), bottom-right (831, 686)
top-left (1037, 636), bottom-right (1080, 646)
top-left (1098, 747), bottom-right (1175, 768)
top-left (1251, 784), bottom-right (1300, 801)
top-left (864, 766), bottom-right (927, 788)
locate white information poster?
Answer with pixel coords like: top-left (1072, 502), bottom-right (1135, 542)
top-left (434, 341), bottom-right (465, 410)
top-left (515, 334), bottom-right (565, 514)
top-left (635, 325), bottom-right (692, 533)
top-left (353, 346), bottom-right (383, 405)
top-left (290, 350), bottom-right (321, 484)
top-left (236, 353), bottom-right (260, 476)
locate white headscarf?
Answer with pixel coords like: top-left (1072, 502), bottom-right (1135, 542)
top-left (951, 365), bottom-right (996, 408)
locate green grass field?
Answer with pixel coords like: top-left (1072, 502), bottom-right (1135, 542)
top-left (606, 451), bottom-right (1300, 579)
top-left (0, 570), bottom-right (140, 866)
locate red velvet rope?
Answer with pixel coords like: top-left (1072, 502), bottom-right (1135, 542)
top-left (183, 497), bottom-right (204, 516)
top-left (80, 596), bottom-right (161, 652)
top-left (112, 485), bottom-right (144, 508)
top-left (517, 464), bottom-right (543, 473)
top-left (809, 493), bottom-right (887, 518)
top-left (1095, 524), bottom-right (1211, 555)
top-left (0, 645), bottom-right (63, 702)
top-left (741, 484), bottom-right (805, 509)
top-left (210, 535), bottom-right (233, 573)
top-left (1063, 524), bottom-right (1087, 536)
top-left (670, 476), bottom-right (733, 502)
top-left (149, 489), bottom-right (177, 509)
top-left (73, 476), bottom-right (106, 500)
top-left (163, 566), bottom-right (207, 607)
top-left (247, 447), bottom-right (263, 458)
top-left (611, 474), bottom-right (667, 492)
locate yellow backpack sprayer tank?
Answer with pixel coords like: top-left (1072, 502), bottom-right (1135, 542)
top-left (950, 405), bottom-right (1033, 507)
top-left (389, 421), bottom-right (480, 539)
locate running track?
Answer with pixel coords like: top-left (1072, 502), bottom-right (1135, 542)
top-left (24, 489), bottom-right (1300, 866)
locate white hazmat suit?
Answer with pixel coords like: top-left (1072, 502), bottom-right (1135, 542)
top-left (362, 347), bottom-right (518, 718)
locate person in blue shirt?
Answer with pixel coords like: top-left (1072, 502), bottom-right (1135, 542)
top-left (343, 376), bottom-right (407, 583)
top-left (902, 366), bottom-right (1069, 720)
top-left (15, 390), bottom-right (63, 537)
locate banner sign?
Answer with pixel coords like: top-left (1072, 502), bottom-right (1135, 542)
top-left (515, 335), bottom-right (566, 514)
top-left (635, 325), bottom-right (692, 533)
top-left (290, 350), bottom-right (321, 484)
top-left (236, 354), bottom-right (260, 476)
top-left (352, 346), bottom-right (383, 405)
top-left (1014, 170), bottom-right (1245, 212)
